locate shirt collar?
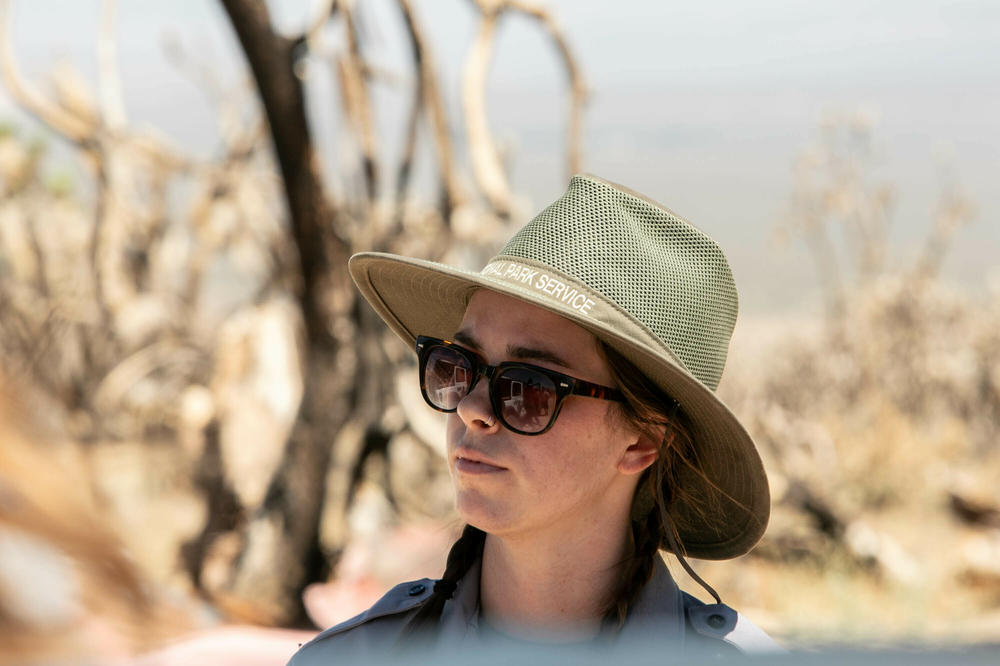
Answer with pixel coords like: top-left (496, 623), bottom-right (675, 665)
top-left (437, 554), bottom-right (685, 644)
top-left (618, 553), bottom-right (686, 644)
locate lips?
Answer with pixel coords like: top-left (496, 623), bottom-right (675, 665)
top-left (453, 446), bottom-right (507, 474)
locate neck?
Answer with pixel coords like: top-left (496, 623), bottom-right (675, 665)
top-left (478, 518), bottom-right (632, 642)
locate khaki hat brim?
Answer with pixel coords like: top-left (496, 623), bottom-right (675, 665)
top-left (349, 251), bottom-right (769, 560)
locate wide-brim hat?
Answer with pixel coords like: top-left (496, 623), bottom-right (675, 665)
top-left (349, 174), bottom-right (769, 560)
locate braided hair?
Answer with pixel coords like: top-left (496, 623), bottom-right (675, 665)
top-left (397, 524), bottom-right (486, 640)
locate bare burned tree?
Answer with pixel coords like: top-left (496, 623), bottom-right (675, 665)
top-left (0, 0), bottom-right (586, 626)
top-left (213, 0), bottom-right (352, 625)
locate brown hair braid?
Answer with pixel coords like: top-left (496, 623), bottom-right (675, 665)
top-left (397, 524), bottom-right (486, 640)
top-left (602, 485), bottom-right (667, 632)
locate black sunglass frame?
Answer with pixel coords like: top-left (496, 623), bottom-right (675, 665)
top-left (415, 335), bottom-right (625, 435)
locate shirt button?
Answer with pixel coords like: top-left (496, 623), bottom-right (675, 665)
top-left (408, 583), bottom-right (427, 596)
top-left (707, 613), bottom-right (727, 629)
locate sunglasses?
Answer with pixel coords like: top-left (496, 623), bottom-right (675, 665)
top-left (415, 335), bottom-right (625, 435)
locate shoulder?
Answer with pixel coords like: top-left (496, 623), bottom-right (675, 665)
top-left (287, 578), bottom-right (435, 665)
top-left (682, 591), bottom-right (785, 655)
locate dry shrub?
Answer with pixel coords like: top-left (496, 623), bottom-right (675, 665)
top-left (706, 112), bottom-right (1000, 645)
top-left (752, 274), bottom-right (1000, 508)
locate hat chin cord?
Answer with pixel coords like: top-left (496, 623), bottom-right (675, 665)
top-left (658, 503), bottom-right (722, 605)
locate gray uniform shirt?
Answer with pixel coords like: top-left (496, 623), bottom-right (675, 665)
top-left (288, 555), bottom-right (780, 664)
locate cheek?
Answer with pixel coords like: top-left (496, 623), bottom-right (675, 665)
top-left (526, 404), bottom-right (627, 476)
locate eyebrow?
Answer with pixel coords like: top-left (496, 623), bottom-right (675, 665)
top-left (451, 330), bottom-right (573, 369)
top-left (507, 345), bottom-right (572, 369)
top-left (451, 330), bottom-right (481, 350)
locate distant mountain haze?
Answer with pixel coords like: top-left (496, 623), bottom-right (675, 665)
top-left (2, 0), bottom-right (996, 315)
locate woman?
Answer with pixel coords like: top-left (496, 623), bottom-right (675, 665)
top-left (289, 175), bottom-right (779, 661)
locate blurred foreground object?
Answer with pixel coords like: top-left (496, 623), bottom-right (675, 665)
top-left (0, 374), bottom-right (321, 665)
top-left (0, 376), bottom-right (177, 664)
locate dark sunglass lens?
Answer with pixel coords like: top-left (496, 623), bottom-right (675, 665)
top-left (496, 367), bottom-right (557, 433)
top-left (423, 346), bottom-right (473, 410)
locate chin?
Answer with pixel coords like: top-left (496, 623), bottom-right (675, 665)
top-left (454, 487), bottom-right (516, 535)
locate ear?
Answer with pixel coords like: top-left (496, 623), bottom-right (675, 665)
top-left (617, 428), bottom-right (661, 476)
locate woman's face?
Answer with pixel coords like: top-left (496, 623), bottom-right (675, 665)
top-left (445, 289), bottom-right (653, 540)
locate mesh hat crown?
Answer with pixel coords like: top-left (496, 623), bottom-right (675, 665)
top-left (350, 174), bottom-right (769, 559)
top-left (496, 177), bottom-right (737, 391)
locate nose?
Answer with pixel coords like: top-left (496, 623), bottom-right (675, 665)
top-left (455, 377), bottom-right (498, 432)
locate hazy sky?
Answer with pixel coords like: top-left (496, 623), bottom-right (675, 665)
top-left (3, 0), bottom-right (998, 314)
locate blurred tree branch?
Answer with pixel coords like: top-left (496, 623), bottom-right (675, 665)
top-left (463, 0), bottom-right (587, 217)
top-left (220, 0), bottom-right (344, 342)
top-left (396, 0), bottom-right (464, 216)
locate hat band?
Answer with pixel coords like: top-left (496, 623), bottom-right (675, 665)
top-left (477, 257), bottom-right (680, 371)
top-left (480, 258), bottom-right (600, 317)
